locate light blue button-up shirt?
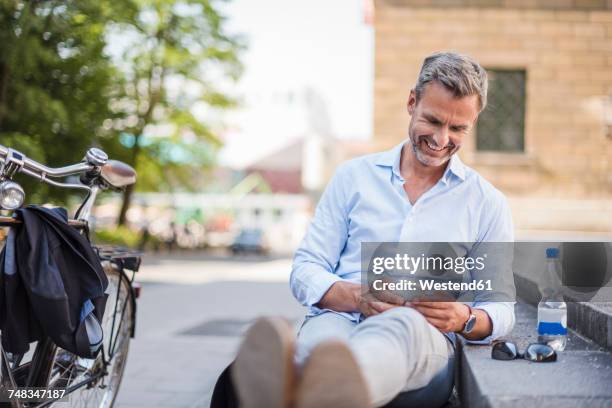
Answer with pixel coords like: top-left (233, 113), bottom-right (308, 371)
top-left (290, 141), bottom-right (516, 344)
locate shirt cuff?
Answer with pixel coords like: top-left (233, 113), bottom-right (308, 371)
top-left (462, 302), bottom-right (515, 345)
top-left (293, 267), bottom-right (344, 308)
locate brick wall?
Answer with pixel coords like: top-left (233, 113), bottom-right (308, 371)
top-left (373, 2), bottom-right (612, 233)
top-left (379, 0), bottom-right (612, 10)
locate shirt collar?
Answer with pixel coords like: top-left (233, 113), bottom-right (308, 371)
top-left (374, 142), bottom-right (404, 180)
top-left (374, 140), bottom-right (466, 184)
top-left (446, 154), bottom-right (466, 183)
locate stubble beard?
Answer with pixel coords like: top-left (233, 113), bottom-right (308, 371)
top-left (409, 128), bottom-right (459, 168)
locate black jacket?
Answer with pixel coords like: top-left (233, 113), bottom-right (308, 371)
top-left (0, 206), bottom-right (108, 358)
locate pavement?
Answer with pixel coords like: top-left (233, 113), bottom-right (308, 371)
top-left (114, 252), bottom-right (305, 408)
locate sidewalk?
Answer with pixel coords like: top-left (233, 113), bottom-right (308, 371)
top-left (115, 253), bottom-right (305, 407)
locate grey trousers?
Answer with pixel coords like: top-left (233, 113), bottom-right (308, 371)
top-left (296, 307), bottom-right (455, 407)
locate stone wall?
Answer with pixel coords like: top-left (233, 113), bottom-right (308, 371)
top-left (373, 1), bottom-right (612, 233)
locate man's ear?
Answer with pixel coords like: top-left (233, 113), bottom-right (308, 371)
top-left (407, 89), bottom-right (417, 116)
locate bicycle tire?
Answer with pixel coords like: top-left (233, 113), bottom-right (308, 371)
top-left (46, 262), bottom-right (134, 408)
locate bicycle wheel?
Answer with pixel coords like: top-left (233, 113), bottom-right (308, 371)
top-left (47, 262), bottom-right (134, 407)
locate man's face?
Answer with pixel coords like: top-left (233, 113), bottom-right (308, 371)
top-left (407, 81), bottom-right (480, 167)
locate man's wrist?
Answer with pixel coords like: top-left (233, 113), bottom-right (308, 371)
top-left (317, 281), bottom-right (360, 312)
top-left (350, 284), bottom-right (361, 310)
top-left (459, 304), bottom-right (476, 334)
top-left (460, 307), bottom-right (494, 340)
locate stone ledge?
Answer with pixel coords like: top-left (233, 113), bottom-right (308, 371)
top-left (458, 302), bottom-right (612, 408)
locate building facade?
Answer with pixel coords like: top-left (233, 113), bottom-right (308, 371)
top-left (373, 0), bottom-right (612, 234)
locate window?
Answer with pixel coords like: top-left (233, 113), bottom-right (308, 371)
top-left (476, 70), bottom-right (526, 152)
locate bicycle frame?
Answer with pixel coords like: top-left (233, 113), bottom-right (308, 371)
top-left (0, 144), bottom-right (139, 407)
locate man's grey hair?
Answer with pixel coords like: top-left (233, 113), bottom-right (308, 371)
top-left (415, 52), bottom-right (488, 112)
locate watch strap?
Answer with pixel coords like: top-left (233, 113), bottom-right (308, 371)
top-left (461, 305), bottom-right (476, 335)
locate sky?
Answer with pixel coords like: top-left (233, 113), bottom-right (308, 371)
top-left (217, 0), bottom-right (374, 168)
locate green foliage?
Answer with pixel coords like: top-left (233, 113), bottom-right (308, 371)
top-left (0, 0), bottom-right (244, 216)
top-left (0, 0), bottom-right (136, 204)
top-left (98, 0), bottom-right (244, 200)
top-left (94, 225), bottom-right (142, 248)
top-left (94, 225), bottom-right (161, 250)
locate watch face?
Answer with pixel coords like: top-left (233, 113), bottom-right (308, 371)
top-left (465, 315), bottom-right (476, 333)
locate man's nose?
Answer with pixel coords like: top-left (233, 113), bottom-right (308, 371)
top-left (433, 126), bottom-right (450, 147)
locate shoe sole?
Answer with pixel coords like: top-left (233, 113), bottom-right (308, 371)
top-left (232, 317), bottom-right (296, 408)
top-left (296, 340), bottom-right (371, 408)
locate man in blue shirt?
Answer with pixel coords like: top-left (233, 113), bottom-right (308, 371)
top-left (232, 52), bottom-right (515, 408)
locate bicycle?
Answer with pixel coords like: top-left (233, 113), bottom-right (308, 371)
top-left (0, 144), bottom-right (140, 407)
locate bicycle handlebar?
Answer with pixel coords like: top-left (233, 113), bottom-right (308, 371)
top-left (0, 144), bottom-right (134, 221)
top-left (0, 143), bottom-right (95, 180)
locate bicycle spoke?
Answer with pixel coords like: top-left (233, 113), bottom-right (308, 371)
top-left (42, 266), bottom-right (134, 408)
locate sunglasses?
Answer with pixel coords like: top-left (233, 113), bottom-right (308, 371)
top-left (491, 341), bottom-right (557, 362)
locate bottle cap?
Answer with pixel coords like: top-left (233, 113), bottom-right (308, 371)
top-left (546, 247), bottom-right (560, 258)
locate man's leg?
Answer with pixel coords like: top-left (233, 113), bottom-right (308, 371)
top-left (295, 313), bottom-right (370, 408)
top-left (295, 311), bottom-right (356, 366)
top-left (349, 307), bottom-right (454, 407)
top-left (232, 318), bottom-right (296, 408)
top-left (232, 313), bottom-right (358, 408)
top-left (233, 309), bottom-right (453, 408)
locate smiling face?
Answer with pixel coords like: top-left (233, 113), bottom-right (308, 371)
top-left (407, 81), bottom-right (480, 168)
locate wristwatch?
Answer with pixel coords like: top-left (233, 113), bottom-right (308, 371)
top-left (461, 305), bottom-right (477, 335)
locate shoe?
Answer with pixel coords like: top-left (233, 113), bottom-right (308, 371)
top-left (232, 317), bottom-right (296, 408)
top-left (295, 340), bottom-right (371, 408)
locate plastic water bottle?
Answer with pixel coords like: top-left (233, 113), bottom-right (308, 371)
top-left (537, 247), bottom-right (567, 351)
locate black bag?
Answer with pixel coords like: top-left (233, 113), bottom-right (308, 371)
top-left (0, 206), bottom-right (108, 358)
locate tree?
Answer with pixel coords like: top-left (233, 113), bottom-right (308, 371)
top-left (0, 0), bottom-right (135, 204)
top-left (97, 0), bottom-right (244, 225)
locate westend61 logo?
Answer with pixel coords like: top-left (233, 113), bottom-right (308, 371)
top-left (371, 253), bottom-right (486, 275)
top-left (362, 241), bottom-right (612, 303)
top-left (361, 242), bottom-right (516, 302)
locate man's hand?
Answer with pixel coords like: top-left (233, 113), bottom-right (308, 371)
top-left (409, 298), bottom-right (493, 340)
top-left (317, 281), bottom-right (404, 316)
top-left (316, 281), bottom-right (361, 312)
top-left (358, 292), bottom-right (403, 317)
top-left (408, 299), bottom-right (470, 332)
